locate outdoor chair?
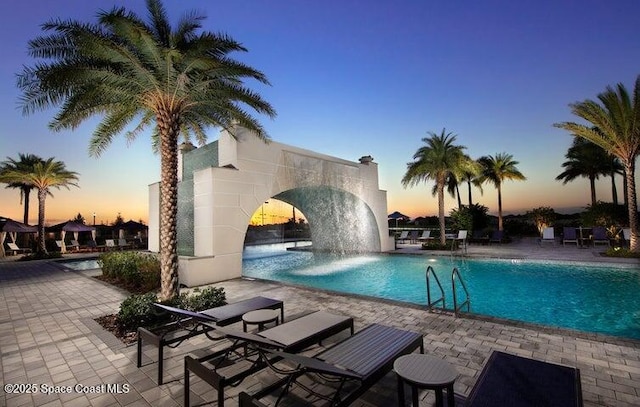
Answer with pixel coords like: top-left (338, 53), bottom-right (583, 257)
top-left (396, 230), bottom-right (409, 243)
top-left (470, 230), bottom-right (489, 245)
top-left (464, 351), bottom-right (582, 406)
top-left (6, 242), bottom-right (31, 255)
top-left (408, 230), bottom-right (420, 244)
top-left (489, 230), bottom-right (504, 245)
top-left (451, 230), bottom-right (468, 254)
top-left (237, 323), bottom-right (424, 407)
top-left (540, 227), bottom-right (555, 245)
top-left (417, 230), bottom-right (433, 242)
top-left (562, 227), bottom-right (579, 247)
top-left (117, 238), bottom-right (131, 249)
top-left (67, 240), bottom-right (80, 251)
top-left (591, 226), bottom-right (609, 247)
top-left (622, 228), bottom-right (631, 247)
top-left (105, 239), bottom-right (116, 250)
top-left (137, 296), bottom-right (284, 384)
top-left (184, 311), bottom-right (355, 406)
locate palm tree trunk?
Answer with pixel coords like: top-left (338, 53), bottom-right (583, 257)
top-left (610, 173), bottom-right (618, 205)
top-left (22, 188), bottom-right (30, 224)
top-left (37, 189), bottom-right (47, 254)
top-left (623, 161), bottom-right (638, 252)
top-left (467, 180), bottom-right (473, 206)
top-left (455, 184), bottom-right (462, 209)
top-left (437, 178), bottom-right (446, 245)
top-left (22, 188), bottom-right (31, 247)
top-left (497, 184), bottom-right (503, 231)
top-left (623, 169), bottom-right (629, 208)
top-left (589, 176), bottom-right (596, 206)
top-left (157, 112), bottom-right (181, 301)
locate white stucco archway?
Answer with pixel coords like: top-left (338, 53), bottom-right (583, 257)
top-left (149, 126), bottom-right (393, 287)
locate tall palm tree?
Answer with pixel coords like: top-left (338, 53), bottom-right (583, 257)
top-left (554, 75), bottom-right (640, 252)
top-left (402, 129), bottom-right (467, 245)
top-left (0, 158), bottom-right (79, 254)
top-left (478, 153), bottom-right (526, 232)
top-left (437, 154), bottom-right (481, 209)
top-left (0, 153), bottom-right (44, 225)
top-left (17, 0), bottom-right (276, 300)
top-left (555, 137), bottom-right (612, 206)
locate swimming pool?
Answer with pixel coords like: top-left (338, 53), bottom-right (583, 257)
top-left (58, 258), bottom-right (101, 271)
top-left (242, 243), bottom-right (640, 340)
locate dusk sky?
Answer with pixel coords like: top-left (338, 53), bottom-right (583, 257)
top-left (1, 0), bottom-right (639, 226)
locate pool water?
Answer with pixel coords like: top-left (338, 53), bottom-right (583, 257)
top-left (59, 258), bottom-right (101, 270)
top-left (243, 244), bottom-right (640, 340)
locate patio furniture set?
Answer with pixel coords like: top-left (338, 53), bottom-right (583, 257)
top-left (136, 296), bottom-right (583, 406)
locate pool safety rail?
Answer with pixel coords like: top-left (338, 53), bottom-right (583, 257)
top-left (425, 266), bottom-right (445, 311)
top-left (425, 266), bottom-right (471, 317)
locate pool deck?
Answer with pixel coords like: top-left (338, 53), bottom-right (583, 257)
top-left (1, 239), bottom-right (639, 406)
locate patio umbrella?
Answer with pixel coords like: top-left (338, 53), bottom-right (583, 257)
top-left (388, 211), bottom-right (410, 228)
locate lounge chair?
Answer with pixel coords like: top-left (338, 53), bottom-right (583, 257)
top-left (489, 230), bottom-right (504, 245)
top-left (417, 230), bottom-right (433, 242)
top-left (6, 242), bottom-right (31, 255)
top-left (396, 231), bottom-right (409, 243)
top-left (562, 227), bottom-right (579, 247)
top-left (105, 239), bottom-right (116, 250)
top-left (408, 230), bottom-right (420, 244)
top-left (137, 296), bottom-right (284, 384)
top-left (540, 227), bottom-right (555, 245)
top-left (464, 351), bottom-right (583, 406)
top-left (591, 226), bottom-right (609, 247)
top-left (237, 323), bottom-right (424, 407)
top-left (451, 230), bottom-right (468, 254)
top-left (67, 240), bottom-right (80, 251)
top-left (118, 238), bottom-right (131, 249)
top-left (184, 311), bottom-right (355, 406)
top-left (622, 228), bottom-right (631, 247)
top-left (470, 230), bottom-right (489, 245)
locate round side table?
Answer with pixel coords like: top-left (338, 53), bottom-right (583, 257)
top-left (242, 309), bottom-right (280, 332)
top-left (394, 354), bottom-right (458, 407)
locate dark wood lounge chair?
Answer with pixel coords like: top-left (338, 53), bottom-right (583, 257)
top-left (238, 323), bottom-right (424, 407)
top-left (184, 311), bottom-right (354, 407)
top-left (465, 351), bottom-right (583, 407)
top-left (137, 296), bottom-right (284, 384)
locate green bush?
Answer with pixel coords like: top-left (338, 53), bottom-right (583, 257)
top-left (99, 251), bottom-right (160, 291)
top-left (182, 287), bottom-right (226, 311)
top-left (604, 247), bottom-right (640, 258)
top-left (116, 287), bottom-right (227, 332)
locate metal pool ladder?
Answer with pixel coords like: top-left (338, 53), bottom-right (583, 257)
top-left (452, 267), bottom-right (470, 316)
top-left (425, 266), bottom-right (471, 317)
top-left (425, 266), bottom-right (445, 311)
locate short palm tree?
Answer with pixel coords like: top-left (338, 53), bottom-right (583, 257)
top-left (0, 153), bottom-right (44, 225)
top-left (17, 0), bottom-right (276, 300)
top-left (478, 153), bottom-right (526, 232)
top-left (0, 158), bottom-right (79, 254)
top-left (555, 137), bottom-right (612, 206)
top-left (402, 129), bottom-right (467, 245)
top-left (554, 75), bottom-right (639, 252)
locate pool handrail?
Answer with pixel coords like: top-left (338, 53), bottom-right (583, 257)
top-left (452, 267), bottom-right (470, 316)
top-left (425, 266), bottom-right (445, 311)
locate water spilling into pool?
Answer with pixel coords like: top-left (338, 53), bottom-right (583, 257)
top-left (243, 243), bottom-right (640, 340)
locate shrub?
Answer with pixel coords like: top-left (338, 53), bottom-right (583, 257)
top-left (603, 247), bottom-right (640, 258)
top-left (116, 287), bottom-right (227, 332)
top-left (99, 251), bottom-right (160, 292)
top-left (182, 287), bottom-right (226, 311)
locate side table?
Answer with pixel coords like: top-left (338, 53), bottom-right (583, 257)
top-left (242, 309), bottom-right (280, 332)
top-left (394, 354), bottom-right (458, 407)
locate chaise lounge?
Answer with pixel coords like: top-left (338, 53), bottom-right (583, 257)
top-left (137, 296), bottom-right (284, 384)
top-left (465, 351), bottom-right (583, 406)
top-left (184, 310), bottom-right (354, 406)
top-left (238, 323), bottom-right (423, 407)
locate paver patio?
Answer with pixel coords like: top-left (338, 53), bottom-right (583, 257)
top-left (1, 239), bottom-right (639, 406)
